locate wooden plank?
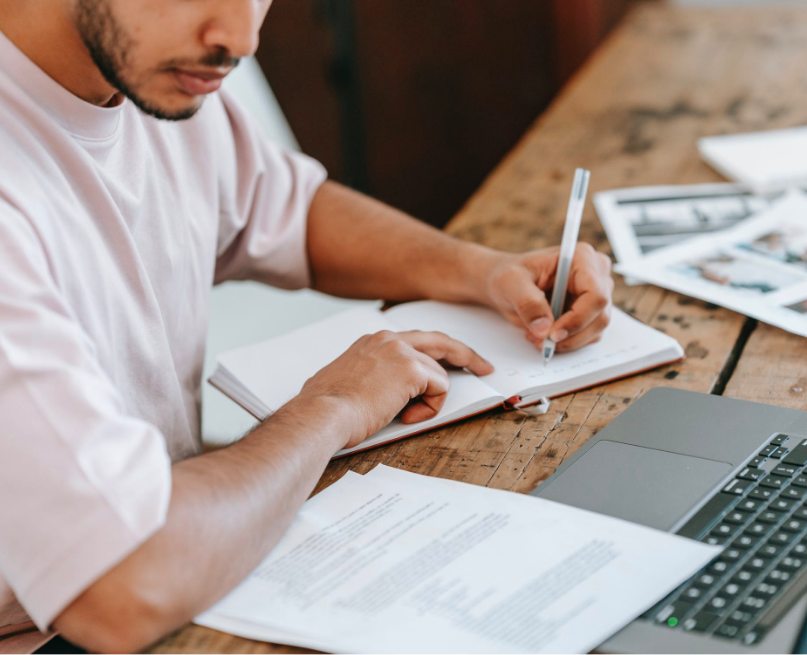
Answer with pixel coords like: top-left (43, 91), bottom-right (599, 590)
top-left (723, 323), bottom-right (807, 409)
top-left (150, 3), bottom-right (807, 652)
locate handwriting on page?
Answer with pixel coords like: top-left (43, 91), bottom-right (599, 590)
top-left (505, 345), bottom-right (640, 380)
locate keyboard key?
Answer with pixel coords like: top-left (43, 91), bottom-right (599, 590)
top-left (744, 522), bottom-right (768, 536)
top-left (748, 456), bottom-right (767, 469)
top-left (734, 535), bottom-right (760, 549)
top-left (693, 573), bottom-right (717, 587)
top-left (738, 468), bottom-right (765, 482)
top-left (716, 623), bottom-right (741, 638)
top-left (758, 510), bottom-right (782, 524)
top-left (759, 544), bottom-right (782, 558)
top-left (747, 556), bottom-right (769, 571)
top-left (780, 556), bottom-right (805, 571)
top-left (705, 535), bottom-right (728, 546)
top-left (723, 479), bottom-right (753, 496)
top-left (761, 477), bottom-right (785, 489)
top-left (723, 511), bottom-right (747, 525)
top-left (683, 610), bottom-right (720, 632)
top-left (792, 475), bottom-right (807, 488)
top-left (719, 547), bottom-right (743, 562)
top-left (782, 486), bottom-right (807, 500)
top-left (741, 596), bottom-right (767, 611)
top-left (743, 632), bottom-right (762, 646)
top-left (769, 531), bottom-right (795, 546)
top-left (737, 498), bottom-right (762, 512)
top-left (766, 569), bottom-right (792, 584)
top-left (773, 464), bottom-right (799, 477)
top-left (770, 498), bottom-right (795, 512)
top-left (749, 487), bottom-right (777, 501)
top-left (730, 610), bottom-right (756, 624)
top-left (771, 448), bottom-right (790, 460)
top-left (732, 569), bottom-right (756, 584)
top-left (759, 475), bottom-right (787, 489)
top-left (793, 507), bottom-right (807, 520)
top-left (782, 518), bottom-right (806, 533)
top-left (792, 543), bottom-right (807, 556)
top-left (682, 586), bottom-right (703, 600)
top-left (713, 523), bottom-right (740, 537)
top-left (655, 601), bottom-right (694, 624)
top-left (760, 446), bottom-right (779, 458)
top-left (708, 561), bottom-right (731, 576)
top-left (755, 582), bottom-right (780, 596)
top-left (709, 596), bottom-right (729, 613)
top-left (677, 492), bottom-right (736, 539)
top-left (783, 440), bottom-right (807, 466)
top-left (772, 434), bottom-right (791, 446)
top-left (721, 582), bottom-right (742, 597)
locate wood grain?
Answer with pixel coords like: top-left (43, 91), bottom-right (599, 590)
top-left (150, 3), bottom-right (807, 652)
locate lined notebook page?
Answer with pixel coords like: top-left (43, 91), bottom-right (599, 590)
top-left (385, 302), bottom-right (681, 399)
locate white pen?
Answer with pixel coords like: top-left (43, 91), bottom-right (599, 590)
top-left (543, 168), bottom-right (591, 366)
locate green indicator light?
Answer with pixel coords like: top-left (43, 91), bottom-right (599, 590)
top-left (668, 617), bottom-right (678, 627)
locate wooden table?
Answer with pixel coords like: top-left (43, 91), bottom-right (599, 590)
top-left (150, 2), bottom-right (807, 652)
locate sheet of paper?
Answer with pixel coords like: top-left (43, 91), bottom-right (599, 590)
top-left (616, 189), bottom-right (807, 337)
top-left (699, 127), bottom-right (807, 191)
top-left (386, 301), bottom-right (680, 399)
top-left (198, 465), bottom-right (719, 654)
top-left (594, 183), bottom-right (782, 284)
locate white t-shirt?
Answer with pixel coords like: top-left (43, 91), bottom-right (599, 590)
top-left (0, 29), bottom-right (326, 635)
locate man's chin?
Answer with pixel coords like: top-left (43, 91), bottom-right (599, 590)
top-left (125, 91), bottom-right (205, 122)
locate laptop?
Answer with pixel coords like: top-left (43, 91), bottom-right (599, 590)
top-left (532, 387), bottom-right (807, 653)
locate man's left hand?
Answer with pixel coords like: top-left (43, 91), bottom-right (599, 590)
top-left (485, 243), bottom-right (614, 353)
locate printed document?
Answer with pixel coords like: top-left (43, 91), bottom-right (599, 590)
top-left (616, 190), bottom-right (807, 337)
top-left (197, 466), bottom-right (719, 653)
top-left (594, 183), bottom-right (782, 283)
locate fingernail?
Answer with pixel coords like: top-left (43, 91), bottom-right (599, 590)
top-left (550, 328), bottom-right (568, 342)
top-left (530, 317), bottom-right (552, 337)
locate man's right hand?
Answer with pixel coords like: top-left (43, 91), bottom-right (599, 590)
top-left (295, 330), bottom-right (494, 450)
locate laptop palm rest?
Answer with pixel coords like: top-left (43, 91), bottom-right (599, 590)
top-left (537, 441), bottom-right (732, 531)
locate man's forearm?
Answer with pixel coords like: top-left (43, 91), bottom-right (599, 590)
top-left (54, 397), bottom-right (348, 653)
top-left (306, 181), bottom-right (509, 305)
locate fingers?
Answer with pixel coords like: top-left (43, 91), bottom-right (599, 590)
top-left (400, 352), bottom-right (454, 423)
top-left (554, 303), bottom-right (612, 353)
top-left (549, 246), bottom-right (613, 345)
top-left (496, 267), bottom-right (555, 340)
top-left (399, 330), bottom-right (494, 376)
top-left (400, 352), bottom-right (450, 424)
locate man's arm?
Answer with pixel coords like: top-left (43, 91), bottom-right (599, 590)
top-left (53, 330), bottom-right (492, 653)
top-left (307, 181), bottom-right (614, 353)
top-left (53, 398), bottom-right (347, 653)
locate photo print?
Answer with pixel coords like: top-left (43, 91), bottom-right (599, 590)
top-left (672, 252), bottom-right (803, 295)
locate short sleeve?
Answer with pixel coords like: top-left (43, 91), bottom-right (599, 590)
top-left (0, 206), bottom-right (171, 631)
top-left (213, 90), bottom-right (327, 289)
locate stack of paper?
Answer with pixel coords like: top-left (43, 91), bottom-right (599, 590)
top-left (197, 465), bottom-right (718, 654)
top-left (698, 127), bottom-right (807, 192)
top-left (605, 190), bottom-right (807, 337)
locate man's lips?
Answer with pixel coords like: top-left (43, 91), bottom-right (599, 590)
top-left (172, 68), bottom-right (231, 95)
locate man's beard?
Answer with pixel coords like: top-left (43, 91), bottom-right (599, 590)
top-left (73, 0), bottom-right (203, 121)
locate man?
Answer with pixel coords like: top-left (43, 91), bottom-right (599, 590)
top-left (0, 0), bottom-right (614, 651)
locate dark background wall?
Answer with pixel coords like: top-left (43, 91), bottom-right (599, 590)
top-left (256, 0), bottom-right (633, 227)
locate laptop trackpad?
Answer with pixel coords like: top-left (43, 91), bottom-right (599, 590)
top-left (538, 440), bottom-right (732, 531)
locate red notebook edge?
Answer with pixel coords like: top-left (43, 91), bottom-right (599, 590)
top-left (207, 353), bottom-right (684, 459)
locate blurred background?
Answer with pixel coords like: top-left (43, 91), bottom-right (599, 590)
top-left (204, 0), bottom-right (769, 443)
top-left (255, 0), bottom-right (631, 229)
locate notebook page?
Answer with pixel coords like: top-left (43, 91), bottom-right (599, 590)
top-left (216, 306), bottom-right (501, 418)
top-left (386, 301), bottom-right (679, 400)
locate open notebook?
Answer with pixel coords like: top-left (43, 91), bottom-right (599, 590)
top-left (210, 301), bottom-right (683, 457)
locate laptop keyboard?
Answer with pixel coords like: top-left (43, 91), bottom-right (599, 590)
top-left (643, 433), bottom-right (807, 646)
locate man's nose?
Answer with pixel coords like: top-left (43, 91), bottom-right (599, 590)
top-left (200, 1), bottom-right (264, 60)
